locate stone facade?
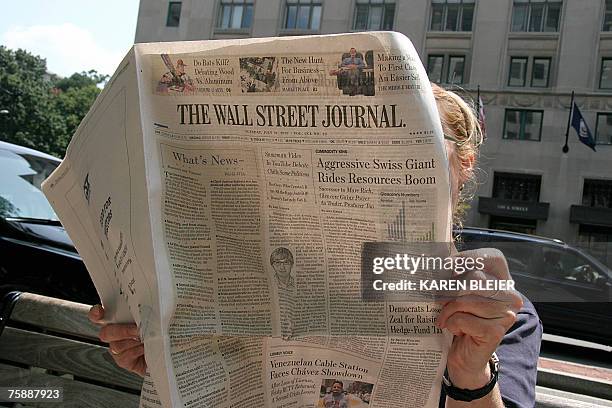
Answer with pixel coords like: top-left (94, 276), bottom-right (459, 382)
top-left (135, 0), bottom-right (612, 260)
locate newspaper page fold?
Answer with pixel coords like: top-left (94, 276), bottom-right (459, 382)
top-left (43, 32), bottom-right (454, 408)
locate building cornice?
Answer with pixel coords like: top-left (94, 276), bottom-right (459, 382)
top-left (458, 88), bottom-right (612, 110)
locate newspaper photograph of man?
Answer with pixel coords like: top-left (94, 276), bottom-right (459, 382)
top-left (329, 48), bottom-right (375, 96)
top-left (270, 247), bottom-right (295, 289)
top-left (318, 379), bottom-right (374, 408)
top-left (156, 54), bottom-right (195, 94)
top-left (240, 56), bottom-right (279, 92)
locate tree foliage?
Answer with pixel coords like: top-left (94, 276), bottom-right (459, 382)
top-left (0, 46), bottom-right (108, 157)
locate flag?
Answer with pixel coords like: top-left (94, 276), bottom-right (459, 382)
top-left (571, 102), bottom-right (596, 152)
top-left (477, 96), bottom-right (486, 140)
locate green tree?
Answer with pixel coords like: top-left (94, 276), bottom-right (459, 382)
top-left (55, 69), bottom-right (108, 91)
top-left (52, 70), bottom-right (108, 151)
top-left (0, 46), bottom-right (106, 157)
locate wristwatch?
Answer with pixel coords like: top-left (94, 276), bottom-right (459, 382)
top-left (442, 353), bottom-right (500, 402)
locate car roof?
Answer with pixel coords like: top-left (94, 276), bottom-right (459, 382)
top-left (0, 140), bottom-right (61, 163)
top-left (456, 226), bottom-right (566, 245)
top-left (457, 226), bottom-right (612, 274)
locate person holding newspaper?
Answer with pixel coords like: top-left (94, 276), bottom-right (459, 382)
top-left (88, 83), bottom-right (541, 407)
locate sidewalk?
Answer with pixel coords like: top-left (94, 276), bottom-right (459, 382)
top-left (540, 357), bottom-right (612, 382)
top-left (536, 386), bottom-right (612, 408)
top-left (538, 357), bottom-right (612, 401)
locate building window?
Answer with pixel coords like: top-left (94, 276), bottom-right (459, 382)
top-left (511, 0), bottom-right (562, 32)
top-left (430, 0), bottom-right (475, 32)
top-left (604, 0), bottom-right (612, 31)
top-left (503, 109), bottom-right (543, 141)
top-left (578, 179), bottom-right (612, 266)
top-left (427, 55), bottom-right (444, 83)
top-left (493, 172), bottom-right (541, 202)
top-left (582, 179), bottom-right (612, 208)
top-left (508, 56), bottom-right (551, 87)
top-left (217, 0), bottom-right (254, 30)
top-left (508, 57), bottom-right (528, 86)
top-left (577, 225), bottom-right (612, 268)
top-left (448, 56), bottom-right (465, 84)
top-left (426, 54), bottom-right (466, 84)
top-left (531, 57), bottom-right (551, 87)
top-left (284, 0), bottom-right (322, 31)
top-left (595, 113), bottom-right (612, 145)
top-left (600, 58), bottom-right (612, 89)
top-left (353, 0), bottom-right (395, 31)
top-left (166, 2), bottom-right (182, 27)
top-left (488, 172), bottom-right (542, 234)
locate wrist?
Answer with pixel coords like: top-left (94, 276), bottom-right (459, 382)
top-left (447, 360), bottom-right (491, 390)
top-left (443, 354), bottom-right (500, 402)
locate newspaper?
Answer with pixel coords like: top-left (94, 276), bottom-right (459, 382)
top-left (43, 32), bottom-right (454, 408)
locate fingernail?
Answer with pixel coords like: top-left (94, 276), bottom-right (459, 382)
top-left (92, 304), bottom-right (102, 316)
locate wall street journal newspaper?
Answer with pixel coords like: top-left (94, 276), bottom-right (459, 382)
top-left (43, 32), bottom-right (454, 408)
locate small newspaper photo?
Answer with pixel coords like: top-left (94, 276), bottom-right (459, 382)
top-left (42, 32), bottom-right (454, 408)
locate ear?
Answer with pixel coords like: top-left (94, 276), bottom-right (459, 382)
top-left (459, 152), bottom-right (476, 184)
top-left (461, 152), bottom-right (476, 171)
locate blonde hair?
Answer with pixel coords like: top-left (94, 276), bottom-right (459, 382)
top-left (431, 83), bottom-right (483, 226)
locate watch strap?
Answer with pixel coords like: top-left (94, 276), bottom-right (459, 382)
top-left (442, 353), bottom-right (499, 402)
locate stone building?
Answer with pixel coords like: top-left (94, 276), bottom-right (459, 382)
top-left (135, 0), bottom-right (612, 264)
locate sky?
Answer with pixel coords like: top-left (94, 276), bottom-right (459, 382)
top-left (1, 0), bottom-right (140, 77)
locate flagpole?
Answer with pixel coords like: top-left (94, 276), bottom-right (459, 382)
top-left (476, 85), bottom-right (480, 119)
top-left (563, 91), bottom-right (574, 153)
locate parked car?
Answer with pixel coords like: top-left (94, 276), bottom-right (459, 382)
top-left (3, 139), bottom-right (610, 343)
top-left (0, 141), bottom-right (99, 304)
top-left (455, 227), bottom-right (612, 346)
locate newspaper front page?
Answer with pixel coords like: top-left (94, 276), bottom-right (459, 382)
top-left (43, 32), bottom-right (453, 408)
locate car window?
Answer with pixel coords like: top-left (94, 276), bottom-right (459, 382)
top-left (497, 241), bottom-right (535, 276)
top-left (541, 246), bottom-right (605, 286)
top-left (454, 231), bottom-right (490, 252)
top-left (455, 234), bottom-right (538, 276)
top-left (0, 148), bottom-right (59, 221)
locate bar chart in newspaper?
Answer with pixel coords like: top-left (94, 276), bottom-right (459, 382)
top-left (386, 201), bottom-right (435, 242)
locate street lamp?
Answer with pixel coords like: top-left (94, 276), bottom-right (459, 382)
top-left (0, 109), bottom-right (8, 139)
top-left (1, 87), bottom-right (15, 117)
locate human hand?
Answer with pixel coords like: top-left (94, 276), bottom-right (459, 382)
top-left (436, 248), bottom-right (523, 390)
top-left (88, 304), bottom-right (147, 377)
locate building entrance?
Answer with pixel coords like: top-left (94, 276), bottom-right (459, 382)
top-left (489, 216), bottom-right (537, 235)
